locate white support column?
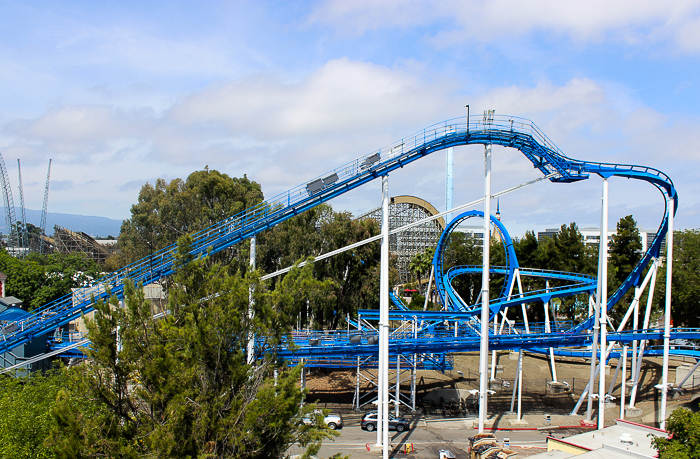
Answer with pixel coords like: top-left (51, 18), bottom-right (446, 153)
top-left (507, 353), bottom-right (522, 416)
top-left (598, 178), bottom-right (610, 429)
top-left (629, 259), bottom-right (658, 407)
top-left (423, 266), bottom-right (435, 311)
top-left (620, 345), bottom-right (628, 419)
top-left (631, 286), bottom-right (639, 389)
top-left (446, 147), bottom-right (454, 225)
top-left (478, 144), bottom-right (492, 433)
top-left (411, 367), bottom-right (416, 411)
top-left (490, 313), bottom-right (498, 380)
top-left (677, 358), bottom-right (700, 389)
top-left (247, 236), bottom-right (256, 364)
top-left (516, 272), bottom-right (531, 334)
top-left (608, 348), bottom-right (623, 396)
top-left (379, 175), bottom-right (390, 457)
top-left (509, 268), bottom-right (524, 419)
top-left (412, 317), bottom-right (417, 411)
top-left (544, 281), bottom-right (557, 382)
top-left (660, 197), bottom-right (675, 430)
top-left (395, 355), bottom-right (401, 417)
top-left (586, 301), bottom-right (600, 421)
top-left (355, 357), bottom-right (361, 410)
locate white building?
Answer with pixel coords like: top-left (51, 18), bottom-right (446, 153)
top-left (538, 227), bottom-right (665, 253)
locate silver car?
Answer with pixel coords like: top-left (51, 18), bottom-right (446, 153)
top-left (303, 411), bottom-right (344, 430)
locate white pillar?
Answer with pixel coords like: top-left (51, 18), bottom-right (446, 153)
top-left (660, 197), bottom-right (674, 430)
top-left (631, 286), bottom-right (639, 395)
top-left (586, 217), bottom-right (603, 421)
top-left (395, 355), bottom-right (401, 417)
top-left (379, 175), bottom-right (390, 457)
top-left (478, 144), bottom-right (492, 433)
top-left (490, 313), bottom-right (498, 380)
top-left (446, 147), bottom-right (454, 225)
top-left (620, 345), bottom-right (627, 419)
top-left (629, 260), bottom-right (658, 408)
top-left (412, 317), bottom-right (418, 411)
top-left (423, 266), bottom-right (434, 311)
top-left (247, 236), bottom-right (256, 364)
top-left (411, 359), bottom-right (417, 411)
top-left (598, 178), bottom-right (609, 429)
top-left (544, 281), bottom-right (557, 382)
top-left (355, 356), bottom-right (361, 410)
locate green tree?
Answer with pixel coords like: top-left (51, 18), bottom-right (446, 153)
top-left (409, 247), bottom-right (434, 295)
top-left (0, 370), bottom-right (75, 459)
top-left (0, 250), bottom-right (100, 311)
top-left (513, 231), bottom-right (540, 269)
top-left (442, 231), bottom-right (482, 306)
top-left (257, 204), bottom-right (385, 329)
top-left (550, 223), bottom-right (592, 274)
top-left (49, 236), bottom-right (333, 458)
top-left (542, 223), bottom-right (595, 323)
top-left (608, 215), bottom-right (643, 321)
top-left (609, 215), bottom-right (643, 284)
top-left (652, 408), bottom-right (700, 458)
top-left (118, 169), bottom-right (264, 267)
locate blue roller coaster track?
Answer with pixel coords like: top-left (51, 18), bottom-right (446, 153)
top-left (0, 114), bottom-right (683, 367)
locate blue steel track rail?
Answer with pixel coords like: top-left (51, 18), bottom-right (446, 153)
top-left (275, 329), bottom-right (700, 360)
top-left (0, 115), bottom-right (678, 357)
top-left (433, 210), bottom-right (518, 312)
top-left (443, 266), bottom-right (598, 318)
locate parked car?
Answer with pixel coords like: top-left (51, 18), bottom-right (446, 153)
top-left (302, 411), bottom-right (344, 430)
top-left (323, 413), bottom-right (343, 430)
top-left (360, 411), bottom-right (410, 432)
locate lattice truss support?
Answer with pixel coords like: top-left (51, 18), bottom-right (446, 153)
top-left (359, 196), bottom-right (445, 285)
top-left (353, 354), bottom-right (417, 413)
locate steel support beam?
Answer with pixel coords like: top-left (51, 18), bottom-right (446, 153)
top-left (660, 197), bottom-right (674, 430)
top-left (478, 143), bottom-right (492, 433)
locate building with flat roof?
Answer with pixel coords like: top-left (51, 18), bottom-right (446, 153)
top-left (531, 419), bottom-right (667, 459)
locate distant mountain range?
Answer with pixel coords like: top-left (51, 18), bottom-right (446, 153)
top-left (0, 208), bottom-right (123, 238)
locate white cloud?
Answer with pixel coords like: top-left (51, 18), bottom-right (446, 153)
top-left (310, 0), bottom-right (700, 53)
top-left (169, 58), bottom-right (451, 139)
top-left (2, 56), bottom-right (698, 232)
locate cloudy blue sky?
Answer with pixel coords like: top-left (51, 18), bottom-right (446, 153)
top-left (1, 0), bottom-right (699, 236)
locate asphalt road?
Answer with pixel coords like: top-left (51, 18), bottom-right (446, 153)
top-left (287, 413), bottom-right (574, 458)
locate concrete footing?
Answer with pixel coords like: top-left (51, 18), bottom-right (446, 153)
top-left (488, 379), bottom-right (502, 391)
top-left (508, 418), bottom-right (529, 426)
top-left (547, 381), bottom-right (570, 394)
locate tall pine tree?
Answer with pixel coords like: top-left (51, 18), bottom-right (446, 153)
top-left (49, 236), bottom-right (335, 458)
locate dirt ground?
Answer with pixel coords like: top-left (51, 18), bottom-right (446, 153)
top-left (303, 350), bottom-right (700, 428)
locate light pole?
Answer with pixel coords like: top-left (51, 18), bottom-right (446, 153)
top-left (465, 104), bottom-right (470, 135)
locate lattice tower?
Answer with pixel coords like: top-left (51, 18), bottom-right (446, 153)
top-left (17, 160), bottom-right (27, 251)
top-left (0, 152), bottom-right (17, 251)
top-left (39, 160), bottom-right (51, 253)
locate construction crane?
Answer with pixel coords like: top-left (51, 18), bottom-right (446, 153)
top-left (39, 159), bottom-right (51, 254)
top-left (0, 152), bottom-right (17, 252)
top-left (17, 159), bottom-right (28, 255)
